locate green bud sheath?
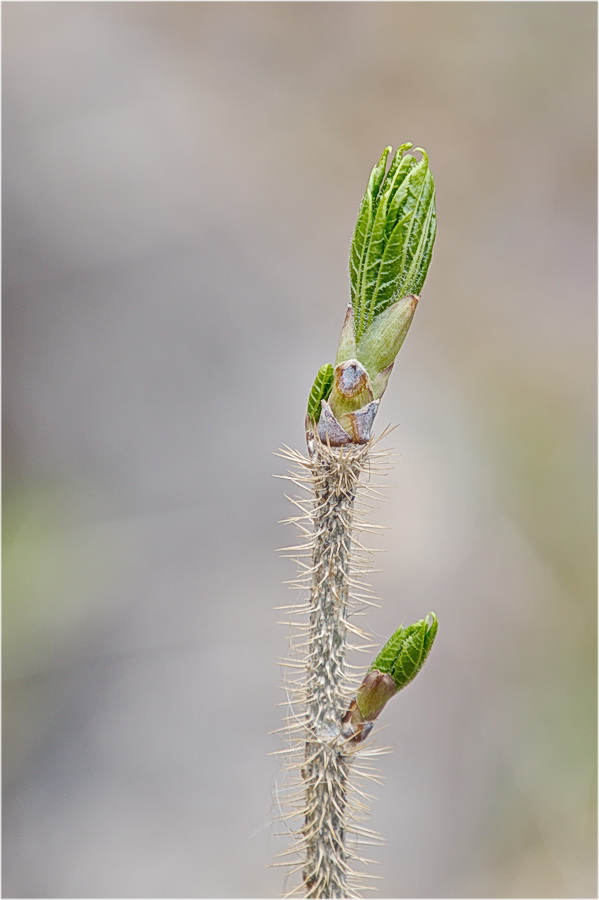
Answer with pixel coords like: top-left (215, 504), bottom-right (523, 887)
top-left (356, 294), bottom-right (418, 384)
top-left (334, 305), bottom-right (358, 366)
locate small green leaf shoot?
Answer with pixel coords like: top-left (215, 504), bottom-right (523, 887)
top-left (350, 145), bottom-right (436, 342)
top-left (307, 363), bottom-right (334, 422)
top-left (341, 614), bottom-right (438, 742)
top-left (369, 612), bottom-right (438, 691)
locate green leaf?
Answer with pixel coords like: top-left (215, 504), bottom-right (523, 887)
top-left (350, 145), bottom-right (436, 342)
top-left (306, 363), bottom-right (334, 422)
top-left (349, 146), bottom-right (392, 313)
top-left (369, 613), bottom-right (438, 691)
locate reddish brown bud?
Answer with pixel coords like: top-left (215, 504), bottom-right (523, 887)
top-left (356, 670), bottom-right (398, 719)
top-left (341, 670), bottom-right (397, 742)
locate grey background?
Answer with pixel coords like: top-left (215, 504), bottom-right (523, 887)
top-left (3, 2), bottom-right (596, 898)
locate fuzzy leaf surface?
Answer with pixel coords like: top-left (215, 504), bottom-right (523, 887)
top-left (350, 145), bottom-right (436, 342)
top-left (369, 613), bottom-right (438, 691)
top-left (307, 363), bottom-right (334, 422)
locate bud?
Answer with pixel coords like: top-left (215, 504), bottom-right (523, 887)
top-left (305, 144), bottom-right (435, 446)
top-left (356, 669), bottom-right (397, 720)
top-left (341, 613), bottom-right (438, 742)
top-left (328, 359), bottom-right (374, 418)
top-left (341, 669), bottom-right (397, 744)
top-left (340, 669), bottom-right (396, 743)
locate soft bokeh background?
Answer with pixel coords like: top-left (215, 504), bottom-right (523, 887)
top-left (3, 3), bottom-right (596, 898)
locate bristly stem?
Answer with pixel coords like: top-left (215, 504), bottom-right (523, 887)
top-left (301, 440), bottom-right (368, 898)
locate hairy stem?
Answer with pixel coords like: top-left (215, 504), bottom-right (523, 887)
top-left (301, 441), bottom-right (368, 898)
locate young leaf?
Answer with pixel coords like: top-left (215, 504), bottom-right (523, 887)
top-left (350, 145), bottom-right (436, 341)
top-left (306, 363), bottom-right (334, 423)
top-left (349, 146), bottom-right (392, 316)
top-left (370, 613), bottom-right (438, 691)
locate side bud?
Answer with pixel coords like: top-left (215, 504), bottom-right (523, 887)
top-left (341, 671), bottom-right (396, 743)
top-left (341, 613), bottom-right (438, 742)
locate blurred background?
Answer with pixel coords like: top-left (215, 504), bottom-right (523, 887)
top-left (3, 3), bottom-right (596, 898)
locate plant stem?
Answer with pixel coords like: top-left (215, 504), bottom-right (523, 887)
top-left (301, 440), bottom-right (368, 898)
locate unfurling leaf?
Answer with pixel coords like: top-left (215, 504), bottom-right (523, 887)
top-left (370, 612), bottom-right (438, 691)
top-left (307, 363), bottom-right (334, 423)
top-left (350, 144), bottom-right (436, 342)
